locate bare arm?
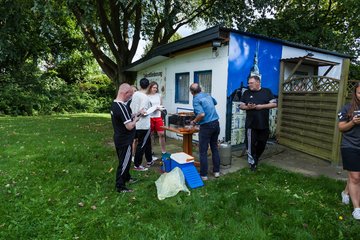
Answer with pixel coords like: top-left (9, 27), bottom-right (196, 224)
top-left (255, 102), bottom-right (277, 110)
top-left (239, 103), bottom-right (251, 110)
top-left (240, 102), bottom-right (277, 110)
top-left (338, 116), bottom-right (360, 132)
top-left (125, 115), bottom-right (140, 131)
top-left (191, 113), bottom-right (205, 125)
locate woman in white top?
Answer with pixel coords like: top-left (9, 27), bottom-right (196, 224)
top-left (147, 81), bottom-right (166, 155)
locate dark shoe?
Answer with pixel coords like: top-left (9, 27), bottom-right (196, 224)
top-left (250, 164), bottom-right (257, 172)
top-left (128, 178), bottom-right (139, 184)
top-left (116, 187), bottom-right (134, 193)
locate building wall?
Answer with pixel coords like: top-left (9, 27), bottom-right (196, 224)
top-left (136, 45), bottom-right (229, 141)
top-left (134, 32), bottom-right (346, 146)
top-left (281, 46), bottom-right (344, 79)
top-left (226, 33), bottom-right (283, 144)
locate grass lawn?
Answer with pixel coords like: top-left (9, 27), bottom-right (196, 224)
top-left (0, 114), bottom-right (359, 239)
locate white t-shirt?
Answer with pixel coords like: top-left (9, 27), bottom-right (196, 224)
top-left (148, 93), bottom-right (162, 118)
top-left (130, 91), bottom-right (151, 130)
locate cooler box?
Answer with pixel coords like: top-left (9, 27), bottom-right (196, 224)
top-left (170, 152), bottom-right (204, 189)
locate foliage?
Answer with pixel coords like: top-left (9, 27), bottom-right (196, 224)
top-left (0, 0), bottom-right (115, 116)
top-left (142, 32), bottom-right (183, 58)
top-left (0, 58), bottom-right (114, 116)
top-left (0, 0), bottom-right (45, 69)
top-left (1, 114), bottom-right (359, 239)
top-left (204, 0), bottom-right (360, 60)
top-left (349, 62), bottom-right (360, 80)
top-left (66, 0), bottom-right (218, 86)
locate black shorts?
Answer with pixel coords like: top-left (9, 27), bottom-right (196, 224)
top-left (341, 148), bottom-right (360, 172)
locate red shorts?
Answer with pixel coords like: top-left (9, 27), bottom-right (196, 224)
top-left (151, 117), bottom-right (164, 132)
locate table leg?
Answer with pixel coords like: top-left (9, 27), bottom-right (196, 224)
top-left (182, 134), bottom-right (193, 156)
top-left (183, 133), bottom-right (200, 167)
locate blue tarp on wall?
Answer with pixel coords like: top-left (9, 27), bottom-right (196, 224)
top-left (227, 32), bottom-right (283, 97)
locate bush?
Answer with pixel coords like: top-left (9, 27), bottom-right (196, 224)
top-left (0, 70), bottom-right (115, 116)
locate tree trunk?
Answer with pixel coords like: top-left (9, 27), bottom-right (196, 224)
top-left (112, 69), bottom-right (137, 90)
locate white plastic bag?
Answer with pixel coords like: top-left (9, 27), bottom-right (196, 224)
top-left (155, 167), bottom-right (190, 200)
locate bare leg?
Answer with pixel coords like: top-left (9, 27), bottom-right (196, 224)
top-left (344, 178), bottom-right (350, 194)
top-left (348, 171), bottom-right (360, 208)
top-left (158, 131), bottom-right (166, 153)
top-left (132, 139), bottom-right (138, 156)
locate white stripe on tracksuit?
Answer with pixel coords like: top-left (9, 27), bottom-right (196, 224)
top-left (121, 145), bottom-right (131, 175)
top-left (247, 128), bottom-right (255, 165)
top-left (141, 129), bottom-right (151, 149)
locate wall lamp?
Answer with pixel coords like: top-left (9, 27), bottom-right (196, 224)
top-left (212, 40), bottom-right (222, 51)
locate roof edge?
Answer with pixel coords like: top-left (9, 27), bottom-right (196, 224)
top-left (220, 26), bottom-right (351, 59)
top-left (125, 25), bottom-right (352, 72)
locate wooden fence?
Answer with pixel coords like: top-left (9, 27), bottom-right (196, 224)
top-left (277, 59), bottom-right (350, 163)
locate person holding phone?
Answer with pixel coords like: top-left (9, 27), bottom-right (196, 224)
top-left (110, 83), bottom-right (141, 193)
top-left (239, 75), bottom-right (277, 171)
top-left (338, 81), bottom-right (360, 220)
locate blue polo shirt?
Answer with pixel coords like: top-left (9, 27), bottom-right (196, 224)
top-left (193, 92), bottom-right (219, 125)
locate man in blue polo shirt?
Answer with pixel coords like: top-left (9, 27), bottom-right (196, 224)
top-left (190, 83), bottom-right (221, 181)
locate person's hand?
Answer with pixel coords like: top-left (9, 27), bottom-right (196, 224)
top-left (352, 115), bottom-right (360, 125)
top-left (247, 103), bottom-right (256, 110)
top-left (133, 115), bottom-right (140, 122)
top-left (138, 108), bottom-right (146, 116)
top-left (190, 120), bottom-right (197, 126)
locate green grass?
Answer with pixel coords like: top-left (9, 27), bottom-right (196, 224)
top-left (0, 114), bottom-right (359, 239)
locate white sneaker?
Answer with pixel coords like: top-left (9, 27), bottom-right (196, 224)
top-left (341, 191), bottom-right (350, 205)
top-left (201, 176), bottom-right (208, 181)
top-left (214, 172), bottom-right (220, 178)
top-left (146, 161), bottom-right (155, 168)
top-left (352, 208), bottom-right (360, 220)
top-left (134, 165), bottom-right (148, 171)
top-left (152, 156), bottom-right (158, 161)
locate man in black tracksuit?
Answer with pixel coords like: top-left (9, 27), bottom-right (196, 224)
top-left (111, 83), bottom-right (142, 192)
top-left (239, 76), bottom-right (277, 171)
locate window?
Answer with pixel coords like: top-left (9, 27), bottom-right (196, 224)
top-left (194, 70), bottom-right (212, 94)
top-left (175, 72), bottom-right (190, 104)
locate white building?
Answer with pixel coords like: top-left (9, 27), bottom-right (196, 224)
top-left (125, 26), bottom-right (350, 150)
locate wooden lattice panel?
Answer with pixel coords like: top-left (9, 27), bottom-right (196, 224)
top-left (283, 76), bottom-right (340, 93)
top-left (346, 79), bottom-right (358, 98)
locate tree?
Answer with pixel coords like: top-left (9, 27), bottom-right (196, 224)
top-left (141, 32), bottom-right (183, 58)
top-left (0, 0), bottom-right (45, 73)
top-left (0, 0), bottom-right (114, 115)
top-left (66, 0), bottom-right (217, 87)
top-left (204, 0), bottom-right (360, 60)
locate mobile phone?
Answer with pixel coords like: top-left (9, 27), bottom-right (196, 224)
top-left (354, 110), bottom-right (360, 117)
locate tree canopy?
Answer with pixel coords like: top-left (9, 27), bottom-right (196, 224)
top-left (204, 0), bottom-right (360, 60)
top-left (1, 0), bottom-right (359, 107)
top-left (66, 0), bottom-right (217, 86)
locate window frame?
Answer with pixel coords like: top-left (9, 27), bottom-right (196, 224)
top-left (175, 72), bottom-right (190, 104)
top-left (194, 70), bottom-right (212, 94)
